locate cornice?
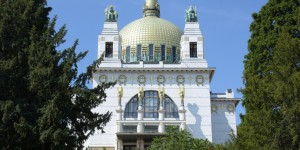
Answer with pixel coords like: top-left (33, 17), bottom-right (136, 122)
top-left (211, 98), bottom-right (241, 106)
top-left (95, 67), bottom-right (216, 82)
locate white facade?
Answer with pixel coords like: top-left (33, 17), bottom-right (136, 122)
top-left (87, 1), bottom-right (239, 150)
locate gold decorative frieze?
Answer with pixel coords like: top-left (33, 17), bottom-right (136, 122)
top-left (168, 76), bottom-right (174, 86)
top-left (149, 76), bottom-right (153, 86)
top-left (111, 75), bottom-right (115, 81)
top-left (129, 76), bottom-right (134, 86)
top-left (187, 76), bottom-right (192, 86)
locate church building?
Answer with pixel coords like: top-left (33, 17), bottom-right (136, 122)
top-left (87, 0), bottom-right (239, 149)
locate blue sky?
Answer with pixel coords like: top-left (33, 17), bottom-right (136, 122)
top-left (48, 0), bottom-right (268, 124)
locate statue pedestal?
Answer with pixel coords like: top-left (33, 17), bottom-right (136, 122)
top-left (137, 109), bottom-right (144, 120)
top-left (158, 122), bottom-right (165, 133)
top-left (116, 109), bottom-right (123, 121)
top-left (180, 122), bottom-right (186, 131)
top-left (158, 109), bottom-right (165, 120)
top-left (179, 108), bottom-right (186, 121)
top-left (116, 122), bottom-right (123, 132)
top-left (179, 106), bottom-right (186, 130)
top-left (137, 122), bottom-right (144, 133)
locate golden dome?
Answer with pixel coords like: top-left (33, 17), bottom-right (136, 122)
top-left (120, 16), bottom-right (183, 63)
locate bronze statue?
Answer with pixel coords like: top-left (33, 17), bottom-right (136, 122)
top-left (105, 5), bottom-right (118, 22)
top-left (185, 6), bottom-right (198, 22)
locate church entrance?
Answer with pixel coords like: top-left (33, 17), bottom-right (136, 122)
top-left (118, 129), bottom-right (166, 150)
top-left (123, 145), bottom-right (136, 150)
top-left (123, 144), bottom-right (150, 150)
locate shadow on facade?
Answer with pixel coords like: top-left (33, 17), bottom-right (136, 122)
top-left (211, 103), bottom-right (234, 144)
top-left (187, 103), bottom-right (204, 138)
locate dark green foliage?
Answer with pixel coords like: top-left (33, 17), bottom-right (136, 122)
top-left (0, 0), bottom-right (113, 149)
top-left (214, 134), bottom-right (239, 150)
top-left (147, 126), bottom-right (214, 150)
top-left (239, 0), bottom-right (300, 149)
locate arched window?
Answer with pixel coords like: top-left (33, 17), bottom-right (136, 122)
top-left (124, 91), bottom-right (179, 118)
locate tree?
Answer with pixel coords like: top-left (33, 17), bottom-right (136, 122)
top-left (239, 0), bottom-right (300, 149)
top-left (214, 134), bottom-right (239, 150)
top-left (147, 126), bottom-right (214, 150)
top-left (0, 0), bottom-right (113, 149)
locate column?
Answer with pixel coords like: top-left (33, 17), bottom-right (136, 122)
top-left (137, 87), bottom-right (144, 133)
top-left (116, 87), bottom-right (124, 132)
top-left (158, 86), bottom-right (165, 120)
top-left (158, 109), bottom-right (165, 120)
top-left (137, 138), bottom-right (144, 150)
top-left (116, 119), bottom-right (123, 133)
top-left (158, 86), bottom-right (165, 133)
top-left (178, 87), bottom-right (186, 130)
top-left (158, 122), bottom-right (165, 133)
top-left (117, 139), bottom-right (123, 150)
top-left (179, 109), bottom-right (187, 130)
top-left (137, 122), bottom-right (144, 133)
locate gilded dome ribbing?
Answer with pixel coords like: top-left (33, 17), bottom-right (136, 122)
top-left (120, 16), bottom-right (182, 63)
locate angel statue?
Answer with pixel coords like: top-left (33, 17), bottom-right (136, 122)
top-left (105, 5), bottom-right (118, 22)
top-left (117, 87), bottom-right (123, 106)
top-left (178, 87), bottom-right (185, 106)
top-left (185, 6), bottom-right (198, 22)
top-left (158, 86), bottom-right (165, 109)
top-left (138, 87), bottom-right (144, 106)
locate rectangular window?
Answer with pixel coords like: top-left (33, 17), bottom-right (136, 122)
top-left (123, 125), bottom-right (137, 133)
top-left (137, 45), bottom-right (142, 61)
top-left (172, 46), bottom-right (176, 62)
top-left (144, 125), bottom-right (158, 133)
top-left (149, 44), bottom-right (154, 61)
top-left (161, 45), bottom-right (165, 61)
top-left (126, 46), bottom-right (130, 63)
top-left (190, 42), bottom-right (197, 58)
top-left (105, 42), bottom-right (113, 58)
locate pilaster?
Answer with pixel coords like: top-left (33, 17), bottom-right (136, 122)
top-left (137, 138), bottom-right (144, 150)
top-left (117, 139), bottom-right (123, 150)
top-left (158, 122), bottom-right (165, 133)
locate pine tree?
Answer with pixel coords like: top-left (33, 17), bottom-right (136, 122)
top-left (0, 0), bottom-right (113, 149)
top-left (239, 0), bottom-right (300, 149)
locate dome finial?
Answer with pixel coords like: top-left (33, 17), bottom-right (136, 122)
top-left (143, 0), bottom-right (160, 17)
